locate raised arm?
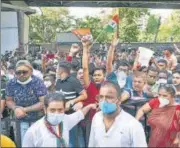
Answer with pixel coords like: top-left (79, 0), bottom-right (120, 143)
top-left (106, 32), bottom-right (119, 74)
top-left (82, 40), bottom-right (91, 88)
top-left (66, 44), bottom-right (80, 62)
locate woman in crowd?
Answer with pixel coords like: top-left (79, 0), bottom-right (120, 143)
top-left (136, 84), bottom-right (180, 147)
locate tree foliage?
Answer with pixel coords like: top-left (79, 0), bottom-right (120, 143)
top-left (158, 10), bottom-right (180, 42)
top-left (29, 7), bottom-right (180, 44)
top-left (29, 7), bottom-right (74, 43)
top-left (146, 15), bottom-right (160, 34)
top-left (117, 8), bottom-right (149, 42)
top-left (74, 16), bottom-right (111, 43)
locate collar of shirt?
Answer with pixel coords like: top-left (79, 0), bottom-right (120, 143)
top-left (59, 76), bottom-right (70, 82)
top-left (132, 89), bottom-right (148, 98)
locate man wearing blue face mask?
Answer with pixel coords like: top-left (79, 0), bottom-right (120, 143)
top-left (22, 92), bottom-right (96, 147)
top-left (88, 81), bottom-right (147, 147)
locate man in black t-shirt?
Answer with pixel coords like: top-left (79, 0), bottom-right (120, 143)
top-left (56, 60), bottom-right (87, 112)
top-left (56, 60), bottom-right (87, 147)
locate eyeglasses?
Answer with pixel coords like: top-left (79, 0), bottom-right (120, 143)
top-left (15, 70), bottom-right (29, 75)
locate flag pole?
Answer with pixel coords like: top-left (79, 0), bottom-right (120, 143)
top-left (117, 8), bottom-right (120, 38)
top-left (91, 29), bottom-right (105, 47)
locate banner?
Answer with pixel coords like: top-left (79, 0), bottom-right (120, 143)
top-left (138, 47), bottom-right (154, 67)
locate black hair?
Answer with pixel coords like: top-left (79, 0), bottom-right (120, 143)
top-left (116, 60), bottom-right (129, 70)
top-left (32, 62), bottom-right (39, 70)
top-left (93, 67), bottom-right (106, 75)
top-left (164, 47), bottom-right (174, 53)
top-left (147, 66), bottom-right (159, 73)
top-left (44, 93), bottom-right (65, 108)
top-left (7, 64), bottom-right (15, 70)
top-left (138, 66), bottom-right (148, 72)
top-left (89, 63), bottom-right (96, 76)
top-left (59, 60), bottom-right (71, 73)
top-left (101, 81), bottom-right (122, 98)
top-left (44, 74), bottom-right (56, 82)
top-left (157, 59), bottom-right (168, 65)
top-left (173, 70), bottom-right (180, 75)
top-left (175, 63), bottom-right (180, 71)
top-left (158, 84), bottom-right (176, 97)
top-left (71, 59), bottom-right (80, 72)
top-left (159, 70), bottom-right (168, 76)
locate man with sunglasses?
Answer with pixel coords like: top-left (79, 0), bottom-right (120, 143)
top-left (6, 60), bottom-right (47, 146)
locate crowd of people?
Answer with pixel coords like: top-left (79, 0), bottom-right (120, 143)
top-left (1, 32), bottom-right (180, 147)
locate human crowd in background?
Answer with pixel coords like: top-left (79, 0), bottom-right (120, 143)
top-left (1, 32), bottom-right (180, 147)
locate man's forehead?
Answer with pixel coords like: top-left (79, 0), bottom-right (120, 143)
top-left (133, 77), bottom-right (144, 81)
top-left (16, 65), bottom-right (31, 71)
top-left (48, 101), bottom-right (64, 107)
top-left (94, 70), bottom-right (103, 74)
top-left (100, 86), bottom-right (117, 95)
top-left (78, 69), bottom-right (83, 73)
top-left (148, 70), bottom-right (158, 75)
top-left (119, 65), bottom-right (128, 69)
top-left (173, 73), bottom-right (180, 77)
top-left (158, 62), bottom-right (166, 65)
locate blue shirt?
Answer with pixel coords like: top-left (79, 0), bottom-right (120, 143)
top-left (6, 75), bottom-right (47, 121)
top-left (106, 72), bottom-right (133, 89)
top-left (124, 88), bottom-right (149, 100)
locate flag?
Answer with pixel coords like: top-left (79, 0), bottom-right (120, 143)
top-left (72, 28), bottom-right (93, 43)
top-left (105, 14), bottom-right (119, 32)
top-left (72, 28), bottom-right (91, 39)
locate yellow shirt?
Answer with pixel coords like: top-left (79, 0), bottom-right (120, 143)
top-left (1, 135), bottom-right (16, 148)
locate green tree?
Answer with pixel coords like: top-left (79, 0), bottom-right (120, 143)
top-left (146, 15), bottom-right (160, 34)
top-left (158, 10), bottom-right (180, 42)
top-left (29, 7), bottom-right (74, 43)
top-left (139, 14), bottom-right (160, 42)
top-left (114, 8), bottom-right (149, 42)
top-left (74, 16), bottom-right (112, 43)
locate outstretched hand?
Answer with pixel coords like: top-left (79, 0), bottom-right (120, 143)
top-left (81, 35), bottom-right (92, 48)
top-left (70, 44), bottom-right (80, 54)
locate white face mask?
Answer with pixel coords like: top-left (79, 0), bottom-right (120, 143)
top-left (17, 77), bottom-right (32, 85)
top-left (157, 79), bottom-right (167, 84)
top-left (116, 71), bottom-right (127, 88)
top-left (44, 81), bottom-right (52, 88)
top-left (47, 113), bottom-right (64, 126)
top-left (159, 97), bottom-right (170, 107)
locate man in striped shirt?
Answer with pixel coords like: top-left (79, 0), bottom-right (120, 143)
top-left (56, 60), bottom-right (87, 112)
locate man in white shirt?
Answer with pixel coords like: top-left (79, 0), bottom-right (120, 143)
top-left (22, 92), bottom-right (96, 147)
top-left (88, 81), bottom-right (147, 147)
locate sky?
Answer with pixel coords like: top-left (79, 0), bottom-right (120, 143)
top-left (31, 7), bottom-right (173, 19)
top-left (68, 7), bottom-right (173, 19)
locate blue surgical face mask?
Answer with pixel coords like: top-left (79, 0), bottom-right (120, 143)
top-left (99, 101), bottom-right (117, 114)
top-left (47, 113), bottom-right (65, 126)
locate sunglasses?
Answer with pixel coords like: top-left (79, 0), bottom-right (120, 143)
top-left (15, 70), bottom-right (29, 75)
